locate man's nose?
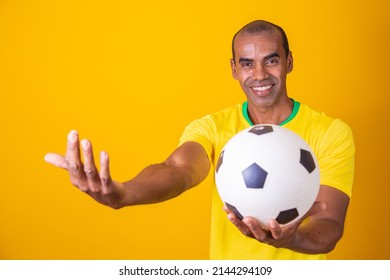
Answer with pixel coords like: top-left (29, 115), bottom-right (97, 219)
top-left (253, 64), bottom-right (268, 80)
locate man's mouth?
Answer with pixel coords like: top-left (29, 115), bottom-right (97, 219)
top-left (252, 85), bottom-right (272, 91)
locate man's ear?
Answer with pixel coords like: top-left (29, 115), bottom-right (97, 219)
top-left (230, 58), bottom-right (238, 80)
top-left (287, 51), bottom-right (293, 73)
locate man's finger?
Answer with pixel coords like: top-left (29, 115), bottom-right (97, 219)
top-left (44, 153), bottom-right (67, 169)
top-left (268, 219), bottom-right (282, 239)
top-left (99, 151), bottom-right (112, 194)
top-left (81, 139), bottom-right (101, 192)
top-left (225, 209), bottom-right (253, 237)
top-left (65, 130), bottom-right (86, 188)
top-left (243, 217), bottom-right (268, 241)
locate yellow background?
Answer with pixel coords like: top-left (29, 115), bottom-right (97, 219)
top-left (1, 0), bottom-right (389, 259)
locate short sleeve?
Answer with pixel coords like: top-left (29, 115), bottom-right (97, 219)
top-left (178, 115), bottom-right (216, 161)
top-left (318, 119), bottom-right (355, 197)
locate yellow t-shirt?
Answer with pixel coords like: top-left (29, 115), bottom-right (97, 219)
top-left (179, 100), bottom-right (355, 259)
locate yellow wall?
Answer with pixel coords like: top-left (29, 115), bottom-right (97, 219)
top-left (0, 0), bottom-right (389, 259)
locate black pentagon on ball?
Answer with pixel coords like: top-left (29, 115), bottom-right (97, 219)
top-left (225, 202), bottom-right (244, 220)
top-left (242, 163), bottom-right (268, 189)
top-left (248, 125), bottom-right (274, 136)
top-left (300, 149), bottom-right (316, 173)
top-left (216, 150), bottom-right (224, 173)
top-left (276, 208), bottom-right (299, 224)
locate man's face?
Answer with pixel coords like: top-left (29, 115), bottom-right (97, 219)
top-left (231, 31), bottom-right (293, 108)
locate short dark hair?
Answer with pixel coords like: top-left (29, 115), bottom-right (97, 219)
top-left (232, 20), bottom-right (290, 62)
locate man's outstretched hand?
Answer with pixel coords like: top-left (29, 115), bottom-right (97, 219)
top-left (224, 200), bottom-right (326, 249)
top-left (44, 130), bottom-right (126, 209)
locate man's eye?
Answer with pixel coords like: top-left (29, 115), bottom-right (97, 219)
top-left (241, 62), bottom-right (253, 67)
top-left (266, 59), bottom-right (278, 66)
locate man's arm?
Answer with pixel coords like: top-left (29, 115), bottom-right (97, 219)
top-left (44, 130), bottom-right (211, 209)
top-left (226, 185), bottom-right (350, 254)
top-left (282, 185), bottom-right (349, 254)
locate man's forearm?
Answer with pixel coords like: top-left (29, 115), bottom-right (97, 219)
top-left (286, 218), bottom-right (343, 254)
top-left (120, 163), bottom-right (194, 207)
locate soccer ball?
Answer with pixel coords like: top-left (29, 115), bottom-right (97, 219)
top-left (215, 124), bottom-right (320, 228)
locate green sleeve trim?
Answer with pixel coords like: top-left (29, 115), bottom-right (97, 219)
top-left (242, 99), bottom-right (300, 126)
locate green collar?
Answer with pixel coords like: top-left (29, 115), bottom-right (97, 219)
top-left (242, 99), bottom-right (300, 126)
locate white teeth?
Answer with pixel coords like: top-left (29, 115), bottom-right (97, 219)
top-left (253, 85), bottom-right (272, 91)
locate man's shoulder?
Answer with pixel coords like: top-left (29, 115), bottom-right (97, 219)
top-left (298, 103), bottom-right (349, 127)
top-left (295, 103), bottom-right (354, 143)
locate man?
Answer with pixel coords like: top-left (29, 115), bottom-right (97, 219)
top-left (45, 20), bottom-right (355, 259)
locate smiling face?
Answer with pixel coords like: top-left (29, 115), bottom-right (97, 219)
top-left (231, 30), bottom-right (293, 110)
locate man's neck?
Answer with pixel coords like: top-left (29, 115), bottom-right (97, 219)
top-left (247, 97), bottom-right (294, 125)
